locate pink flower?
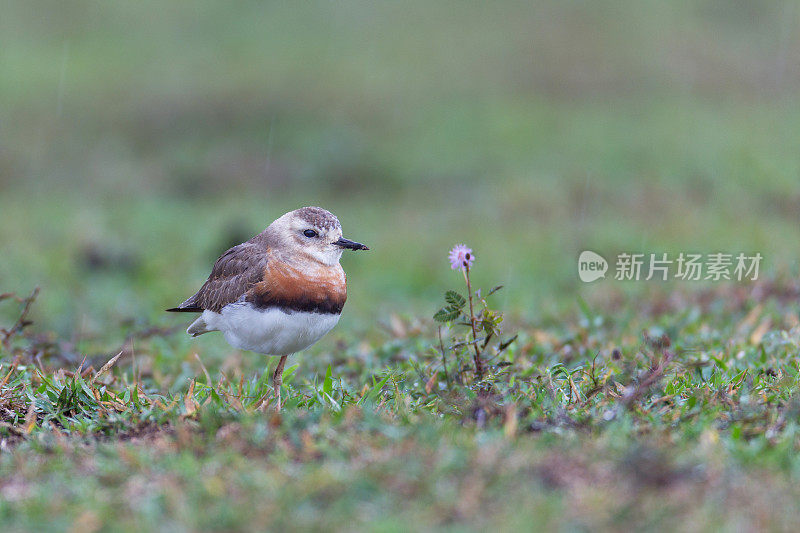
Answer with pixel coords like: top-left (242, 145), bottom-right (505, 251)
top-left (448, 244), bottom-right (474, 271)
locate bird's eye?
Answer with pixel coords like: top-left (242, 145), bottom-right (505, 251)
top-left (303, 229), bottom-right (318, 238)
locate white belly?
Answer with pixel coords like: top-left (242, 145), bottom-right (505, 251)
top-left (201, 303), bottom-right (341, 355)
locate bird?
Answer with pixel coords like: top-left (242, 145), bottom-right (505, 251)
top-left (166, 206), bottom-right (368, 409)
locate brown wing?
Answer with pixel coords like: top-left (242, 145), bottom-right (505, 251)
top-left (166, 243), bottom-right (269, 313)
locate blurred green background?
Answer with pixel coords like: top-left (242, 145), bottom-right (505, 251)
top-left (1, 0), bottom-right (799, 342)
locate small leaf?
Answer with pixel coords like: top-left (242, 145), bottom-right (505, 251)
top-left (282, 364), bottom-right (299, 385)
top-left (360, 373), bottom-right (392, 404)
top-left (498, 334), bottom-right (518, 352)
top-left (480, 309), bottom-right (503, 333)
top-left (184, 379), bottom-right (199, 416)
top-left (425, 373), bottom-right (438, 394)
top-left (433, 306), bottom-right (460, 322)
top-left (23, 401), bottom-right (36, 434)
top-left (487, 285), bottom-right (504, 296)
top-left (444, 290), bottom-right (466, 309)
top-left (323, 364), bottom-right (333, 396)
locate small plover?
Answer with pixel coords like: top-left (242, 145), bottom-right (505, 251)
top-left (167, 206), bottom-right (368, 408)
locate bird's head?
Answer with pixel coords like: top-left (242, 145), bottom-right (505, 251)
top-left (268, 206), bottom-right (368, 265)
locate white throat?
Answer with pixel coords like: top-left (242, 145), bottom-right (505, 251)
top-left (307, 247), bottom-right (343, 266)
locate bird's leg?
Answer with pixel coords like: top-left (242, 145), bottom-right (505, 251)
top-left (272, 355), bottom-right (288, 410)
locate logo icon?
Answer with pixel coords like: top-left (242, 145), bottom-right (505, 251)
top-left (578, 251), bottom-right (608, 283)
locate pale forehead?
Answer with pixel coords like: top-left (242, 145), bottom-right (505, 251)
top-left (293, 206), bottom-right (341, 230)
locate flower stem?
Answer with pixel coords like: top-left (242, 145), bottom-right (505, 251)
top-left (463, 265), bottom-right (484, 380)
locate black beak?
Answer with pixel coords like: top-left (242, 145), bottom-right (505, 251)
top-left (334, 237), bottom-right (369, 250)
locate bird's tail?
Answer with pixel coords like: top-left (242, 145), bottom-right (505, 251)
top-left (187, 315), bottom-right (214, 337)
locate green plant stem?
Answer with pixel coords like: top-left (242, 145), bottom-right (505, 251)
top-left (463, 266), bottom-right (484, 380)
top-left (438, 326), bottom-right (450, 387)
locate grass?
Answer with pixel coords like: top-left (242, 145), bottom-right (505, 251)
top-left (3, 275), bottom-right (800, 530)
